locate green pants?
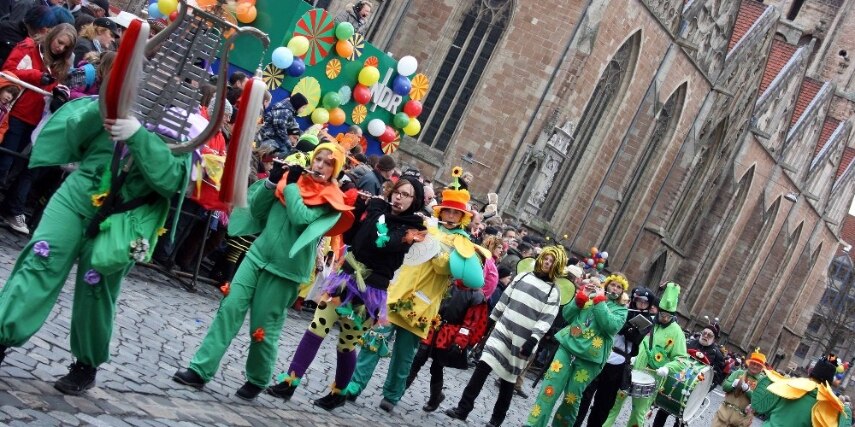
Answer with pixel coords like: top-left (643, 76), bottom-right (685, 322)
top-left (0, 197), bottom-right (131, 366)
top-left (602, 376), bottom-right (662, 427)
top-left (345, 324), bottom-right (420, 404)
top-left (527, 347), bottom-right (602, 427)
top-left (189, 257), bottom-right (298, 387)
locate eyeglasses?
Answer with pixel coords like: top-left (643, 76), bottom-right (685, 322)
top-left (392, 191), bottom-right (414, 199)
top-left (701, 331), bottom-right (715, 338)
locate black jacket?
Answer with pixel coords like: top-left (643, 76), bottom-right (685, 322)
top-left (687, 338), bottom-right (725, 387)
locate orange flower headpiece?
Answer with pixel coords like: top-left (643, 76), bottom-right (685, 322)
top-left (433, 166), bottom-right (473, 226)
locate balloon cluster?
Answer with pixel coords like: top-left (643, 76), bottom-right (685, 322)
top-left (149, 0), bottom-right (257, 23)
top-left (582, 247), bottom-right (608, 271)
top-left (351, 55), bottom-right (422, 137)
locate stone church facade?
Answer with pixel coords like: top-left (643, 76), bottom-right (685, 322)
top-left (357, 0), bottom-right (855, 364)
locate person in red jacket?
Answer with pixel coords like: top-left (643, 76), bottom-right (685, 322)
top-left (0, 22), bottom-right (76, 234)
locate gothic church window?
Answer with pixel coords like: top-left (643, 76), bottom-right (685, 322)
top-left (602, 83), bottom-right (686, 248)
top-left (539, 31), bottom-right (641, 220)
top-left (418, 0), bottom-right (512, 151)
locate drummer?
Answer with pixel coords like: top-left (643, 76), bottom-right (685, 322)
top-left (602, 281), bottom-right (688, 427)
top-left (652, 319), bottom-right (726, 427)
top-left (524, 273), bottom-right (628, 427)
top-left (574, 286), bottom-right (658, 427)
top-left (710, 349), bottom-right (766, 427)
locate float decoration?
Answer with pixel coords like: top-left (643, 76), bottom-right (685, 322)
top-left (293, 9), bottom-right (336, 66)
top-left (262, 63), bottom-right (284, 90)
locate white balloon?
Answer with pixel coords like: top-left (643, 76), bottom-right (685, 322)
top-left (601, 251), bottom-right (609, 260)
top-left (367, 119), bottom-right (386, 137)
top-left (397, 55), bottom-right (418, 76)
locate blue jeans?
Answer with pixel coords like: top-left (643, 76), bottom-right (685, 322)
top-left (0, 117), bottom-right (36, 216)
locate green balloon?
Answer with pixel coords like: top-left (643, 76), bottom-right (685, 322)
top-left (393, 112), bottom-right (410, 129)
top-left (335, 22), bottom-right (354, 41)
top-left (322, 92), bottom-right (342, 109)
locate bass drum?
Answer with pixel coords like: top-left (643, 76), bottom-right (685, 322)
top-left (655, 356), bottom-right (713, 422)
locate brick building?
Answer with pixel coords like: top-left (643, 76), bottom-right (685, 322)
top-left (351, 0), bottom-right (855, 362)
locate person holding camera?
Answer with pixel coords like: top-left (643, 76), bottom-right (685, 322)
top-left (334, 1), bottom-right (372, 36)
top-left (573, 286), bottom-right (657, 427)
top-left (525, 274), bottom-right (628, 427)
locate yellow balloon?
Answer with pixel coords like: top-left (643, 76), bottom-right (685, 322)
top-left (158, 0), bottom-right (178, 15)
top-left (402, 117), bottom-right (421, 136)
top-left (358, 66), bottom-right (380, 86)
top-left (288, 36), bottom-right (310, 57)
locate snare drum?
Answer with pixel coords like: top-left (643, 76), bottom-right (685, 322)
top-left (629, 370), bottom-right (656, 398)
top-left (655, 356), bottom-right (714, 421)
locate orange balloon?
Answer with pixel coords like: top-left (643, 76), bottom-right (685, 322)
top-left (237, 0), bottom-right (256, 4)
top-left (328, 107), bottom-right (346, 126)
top-left (195, 0), bottom-right (216, 9)
top-left (335, 40), bottom-right (353, 58)
top-left (236, 3), bottom-right (256, 23)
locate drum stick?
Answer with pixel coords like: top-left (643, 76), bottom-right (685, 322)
top-left (0, 72), bottom-right (51, 97)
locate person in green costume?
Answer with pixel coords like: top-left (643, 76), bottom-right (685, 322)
top-left (711, 348), bottom-right (766, 427)
top-left (603, 281), bottom-right (688, 427)
top-left (751, 354), bottom-right (852, 427)
top-left (0, 97), bottom-right (191, 395)
top-left (173, 142), bottom-right (354, 401)
top-left (526, 273), bottom-right (628, 427)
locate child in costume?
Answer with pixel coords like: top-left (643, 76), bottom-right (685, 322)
top-left (343, 169), bottom-right (491, 412)
top-left (751, 354), bottom-right (852, 427)
top-left (267, 174), bottom-right (426, 410)
top-left (526, 274), bottom-right (628, 427)
top-left (0, 93), bottom-right (191, 394)
top-left (711, 349), bottom-right (766, 427)
top-left (602, 281), bottom-right (688, 427)
top-left (446, 245), bottom-right (567, 426)
top-left (173, 143), bottom-right (354, 400)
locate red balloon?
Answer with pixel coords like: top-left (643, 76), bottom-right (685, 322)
top-left (403, 100), bottom-right (422, 118)
top-left (353, 84), bottom-right (371, 105)
top-left (169, 10), bottom-right (178, 21)
top-left (380, 126), bottom-right (396, 143)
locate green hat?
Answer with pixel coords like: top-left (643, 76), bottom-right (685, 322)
top-left (658, 281), bottom-right (680, 313)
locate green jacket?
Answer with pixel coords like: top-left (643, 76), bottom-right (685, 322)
top-left (555, 298), bottom-right (627, 364)
top-left (30, 98), bottom-right (190, 219)
top-left (229, 180), bottom-right (339, 284)
top-left (634, 321), bottom-right (687, 370)
top-left (751, 375), bottom-right (852, 427)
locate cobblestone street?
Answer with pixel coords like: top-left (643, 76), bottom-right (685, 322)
top-left (0, 228), bottom-right (755, 426)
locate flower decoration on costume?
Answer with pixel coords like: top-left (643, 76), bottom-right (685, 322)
top-left (220, 281), bottom-right (230, 296)
top-left (564, 392), bottom-right (578, 405)
top-left (91, 192), bottom-right (109, 207)
top-left (252, 327), bottom-right (265, 342)
top-left (281, 371), bottom-right (301, 386)
top-left (603, 273), bottom-right (629, 291)
top-left (330, 382), bottom-right (342, 395)
top-left (550, 360), bottom-right (563, 373)
top-left (666, 338), bottom-right (674, 347)
top-left (375, 214), bottom-right (390, 247)
top-left (33, 241), bottom-right (50, 258)
top-left (451, 166), bottom-right (463, 178)
top-left (429, 315), bottom-right (442, 330)
top-left (531, 404), bottom-right (542, 417)
top-left (157, 227), bottom-right (168, 237)
top-left (654, 352), bottom-right (664, 362)
top-left (416, 316), bottom-right (429, 330)
top-left (129, 238), bottom-right (150, 262)
top-left (592, 336), bottom-right (604, 349)
top-left (389, 295), bottom-right (414, 313)
top-left (84, 269), bottom-right (101, 285)
top-left (545, 385), bottom-right (555, 398)
top-left (574, 369), bottom-right (590, 383)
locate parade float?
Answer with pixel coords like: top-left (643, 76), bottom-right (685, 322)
top-left (147, 0), bottom-right (428, 156)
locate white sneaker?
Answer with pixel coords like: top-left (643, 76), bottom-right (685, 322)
top-left (5, 214), bottom-right (29, 234)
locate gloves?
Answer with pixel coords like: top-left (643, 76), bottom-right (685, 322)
top-left (575, 290), bottom-right (589, 308)
top-left (268, 161), bottom-right (286, 184)
top-left (656, 366), bottom-right (669, 377)
top-left (40, 72), bottom-right (55, 85)
top-left (286, 164), bottom-right (304, 184)
top-left (520, 337), bottom-right (537, 358)
top-left (49, 85), bottom-right (69, 113)
top-left (109, 117), bottom-right (142, 141)
top-left (592, 293), bottom-right (607, 305)
top-left (732, 378), bottom-right (740, 389)
top-left (741, 381), bottom-right (749, 392)
top-left (630, 356), bottom-right (636, 365)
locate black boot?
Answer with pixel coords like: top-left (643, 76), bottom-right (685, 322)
top-left (54, 361), bottom-right (97, 395)
top-left (445, 407), bottom-right (468, 421)
top-left (267, 382), bottom-right (298, 401)
top-left (235, 382), bottom-right (264, 400)
top-left (422, 391), bottom-right (445, 412)
top-left (172, 368), bottom-right (206, 389)
top-left (314, 392), bottom-right (347, 410)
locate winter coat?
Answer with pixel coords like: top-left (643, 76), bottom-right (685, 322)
top-left (72, 37), bottom-right (101, 64)
top-left (498, 248), bottom-right (522, 274)
top-left (386, 239), bottom-right (451, 338)
top-left (255, 98), bottom-right (298, 155)
top-left (687, 337), bottom-right (726, 387)
top-left (2, 37), bottom-right (58, 126)
top-left (334, 8), bottom-right (368, 35)
top-left (356, 168), bottom-right (385, 196)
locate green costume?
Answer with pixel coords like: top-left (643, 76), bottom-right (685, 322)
top-left (527, 293), bottom-right (627, 427)
top-left (347, 324), bottom-right (422, 404)
top-left (751, 372), bottom-right (852, 427)
top-left (603, 282), bottom-right (687, 427)
top-left (712, 368), bottom-right (763, 427)
top-left (0, 98), bottom-right (189, 366)
top-left (186, 178), bottom-right (341, 387)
